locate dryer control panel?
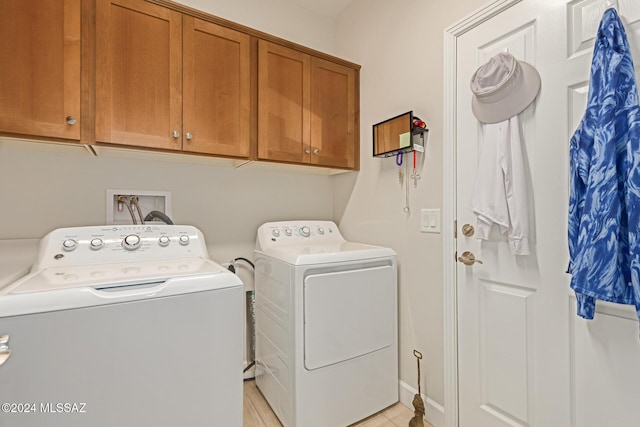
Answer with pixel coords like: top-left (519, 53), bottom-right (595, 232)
top-left (256, 221), bottom-right (343, 249)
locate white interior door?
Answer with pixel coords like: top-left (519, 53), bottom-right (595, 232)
top-left (454, 1), bottom-right (640, 426)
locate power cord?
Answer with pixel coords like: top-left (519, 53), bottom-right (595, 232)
top-left (227, 257), bottom-right (255, 273)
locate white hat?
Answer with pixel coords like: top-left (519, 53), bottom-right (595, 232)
top-left (470, 52), bottom-right (541, 124)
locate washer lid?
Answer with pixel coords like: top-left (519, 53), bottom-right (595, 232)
top-left (3, 257), bottom-right (226, 295)
top-left (0, 259), bottom-right (242, 317)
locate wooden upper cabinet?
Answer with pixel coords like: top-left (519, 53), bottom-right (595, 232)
top-left (258, 40), bottom-right (358, 169)
top-left (2, 0), bottom-right (358, 167)
top-left (0, 0), bottom-right (81, 141)
top-left (183, 17), bottom-right (251, 157)
top-left (310, 57), bottom-right (357, 169)
top-left (258, 40), bottom-right (311, 164)
top-left (96, 0), bottom-right (182, 150)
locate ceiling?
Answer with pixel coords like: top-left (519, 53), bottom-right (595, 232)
top-left (289, 0), bottom-right (353, 18)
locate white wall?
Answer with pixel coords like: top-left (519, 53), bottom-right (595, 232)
top-left (176, 0), bottom-right (336, 54)
top-left (0, 0), bottom-right (338, 273)
top-left (0, 141), bottom-right (334, 269)
top-left (333, 0), bottom-right (489, 420)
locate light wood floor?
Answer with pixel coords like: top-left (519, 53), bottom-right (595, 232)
top-left (243, 379), bottom-right (434, 427)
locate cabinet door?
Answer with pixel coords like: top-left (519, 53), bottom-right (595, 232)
top-left (0, 0), bottom-right (81, 141)
top-left (96, 0), bottom-right (182, 150)
top-left (310, 57), bottom-right (357, 169)
top-left (258, 40), bottom-right (310, 164)
top-left (183, 17), bottom-right (250, 158)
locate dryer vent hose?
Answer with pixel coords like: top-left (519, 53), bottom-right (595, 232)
top-left (143, 210), bottom-right (174, 225)
top-left (245, 290), bottom-right (256, 365)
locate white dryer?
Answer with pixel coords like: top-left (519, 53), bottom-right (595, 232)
top-left (254, 220), bottom-right (398, 427)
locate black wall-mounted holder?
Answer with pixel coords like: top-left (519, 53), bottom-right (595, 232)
top-left (373, 111), bottom-right (429, 158)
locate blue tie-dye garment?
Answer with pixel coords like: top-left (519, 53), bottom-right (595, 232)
top-left (568, 8), bottom-right (640, 320)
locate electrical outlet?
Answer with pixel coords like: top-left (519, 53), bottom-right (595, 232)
top-left (106, 189), bottom-right (172, 225)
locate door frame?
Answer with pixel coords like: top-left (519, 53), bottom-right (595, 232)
top-left (442, 1), bottom-right (523, 426)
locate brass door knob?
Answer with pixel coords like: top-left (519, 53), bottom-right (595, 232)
top-left (462, 224), bottom-right (475, 237)
top-left (458, 251), bottom-right (483, 266)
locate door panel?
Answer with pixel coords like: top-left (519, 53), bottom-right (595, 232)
top-left (183, 17), bottom-right (251, 158)
top-left (257, 40), bottom-right (310, 163)
top-left (478, 280), bottom-right (534, 425)
top-left (0, 0), bottom-right (80, 141)
top-left (455, 1), bottom-right (640, 426)
top-left (572, 301), bottom-right (640, 427)
top-left (310, 57), bottom-right (356, 168)
top-left (96, 0), bottom-right (182, 150)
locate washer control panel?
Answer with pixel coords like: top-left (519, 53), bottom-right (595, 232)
top-left (33, 225), bottom-right (207, 270)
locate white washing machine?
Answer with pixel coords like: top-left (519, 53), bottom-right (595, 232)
top-left (0, 225), bottom-right (243, 427)
top-left (254, 220), bottom-right (398, 427)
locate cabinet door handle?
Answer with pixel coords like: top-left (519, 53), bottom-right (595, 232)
top-left (66, 116), bottom-right (77, 125)
top-left (185, 132), bottom-right (193, 141)
top-left (313, 148), bottom-right (319, 155)
top-left (305, 148), bottom-right (311, 154)
top-left (172, 130), bottom-right (180, 138)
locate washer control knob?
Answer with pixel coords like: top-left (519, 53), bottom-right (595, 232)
top-left (179, 235), bottom-right (190, 246)
top-left (90, 238), bottom-right (104, 250)
top-left (300, 226), bottom-right (311, 237)
top-left (284, 228), bottom-right (292, 236)
top-left (158, 236), bottom-right (170, 247)
top-left (272, 229), bottom-right (280, 237)
top-left (122, 234), bottom-right (141, 251)
top-left (62, 239), bottom-right (78, 251)
top-left (317, 227), bottom-right (324, 235)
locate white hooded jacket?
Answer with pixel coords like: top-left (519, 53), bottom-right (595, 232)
top-left (471, 115), bottom-right (530, 255)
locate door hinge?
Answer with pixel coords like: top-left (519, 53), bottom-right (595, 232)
top-left (453, 219), bottom-right (457, 238)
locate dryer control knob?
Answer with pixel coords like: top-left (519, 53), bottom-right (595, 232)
top-left (179, 235), bottom-right (190, 246)
top-left (62, 239), bottom-right (78, 251)
top-left (317, 227), bottom-right (324, 235)
top-left (284, 228), bottom-right (292, 236)
top-left (300, 226), bottom-right (311, 237)
top-left (158, 236), bottom-right (170, 247)
top-left (122, 234), bottom-right (141, 251)
top-left (272, 229), bottom-right (280, 237)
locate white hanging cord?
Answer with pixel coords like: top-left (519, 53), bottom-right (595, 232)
top-left (404, 160), bottom-right (410, 213)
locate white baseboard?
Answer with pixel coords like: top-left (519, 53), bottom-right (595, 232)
top-left (243, 360), bottom-right (256, 380)
top-left (399, 380), bottom-right (445, 427)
